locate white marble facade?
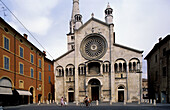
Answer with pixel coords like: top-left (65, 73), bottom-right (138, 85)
top-left (54, 0), bottom-right (143, 103)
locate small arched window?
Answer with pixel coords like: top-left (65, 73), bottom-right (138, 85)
top-left (69, 68), bottom-right (72, 75)
top-left (62, 69), bottom-right (64, 76)
top-left (59, 69), bottom-right (62, 76)
top-left (119, 63), bottom-right (122, 72)
top-left (66, 68), bottom-right (68, 76)
top-left (133, 62), bottom-right (136, 71)
top-left (84, 66), bottom-right (86, 75)
top-left (81, 67), bottom-right (84, 75)
top-left (103, 64), bottom-right (105, 73)
top-left (106, 64), bottom-right (108, 72)
top-left (129, 62), bottom-right (132, 72)
top-left (114, 63), bottom-right (118, 73)
top-left (78, 67), bottom-right (80, 75)
top-left (123, 63), bottom-right (126, 72)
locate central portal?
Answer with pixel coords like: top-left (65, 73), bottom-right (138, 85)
top-left (88, 79), bottom-right (100, 101)
top-left (91, 87), bottom-right (99, 101)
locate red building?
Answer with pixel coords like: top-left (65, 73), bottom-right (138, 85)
top-left (0, 17), bottom-right (54, 106)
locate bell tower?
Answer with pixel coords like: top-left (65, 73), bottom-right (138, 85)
top-left (67, 0), bottom-right (83, 51)
top-left (105, 3), bottom-right (113, 24)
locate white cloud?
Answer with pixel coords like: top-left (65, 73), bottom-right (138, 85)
top-left (8, 0), bottom-right (60, 35)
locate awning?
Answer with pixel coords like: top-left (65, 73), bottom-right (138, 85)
top-left (0, 87), bottom-right (13, 95)
top-left (16, 90), bottom-right (32, 96)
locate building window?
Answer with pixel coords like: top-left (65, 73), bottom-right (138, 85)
top-left (4, 56), bottom-right (10, 70)
top-left (59, 69), bottom-right (62, 76)
top-left (71, 36), bottom-right (74, 40)
top-left (163, 48), bottom-right (166, 56)
top-left (31, 68), bottom-right (34, 78)
top-left (49, 76), bottom-right (51, 83)
top-left (114, 63), bottom-right (118, 73)
top-left (133, 62), bottom-right (136, 71)
top-left (39, 72), bottom-right (41, 80)
top-left (19, 46), bottom-right (24, 58)
top-left (49, 65), bottom-right (51, 71)
top-left (129, 62), bottom-right (132, 72)
top-left (71, 45), bottom-right (74, 49)
top-left (155, 54), bottom-right (157, 63)
top-left (19, 80), bottom-right (24, 88)
top-left (81, 67), bottom-right (84, 75)
top-left (69, 68), bottom-right (72, 75)
top-left (119, 63), bottom-right (122, 72)
top-left (155, 71), bottom-right (158, 81)
top-left (78, 67), bottom-right (80, 75)
top-left (163, 67), bottom-right (166, 76)
top-left (30, 54), bottom-right (34, 63)
top-left (4, 27), bottom-right (8, 32)
top-left (123, 63), bottom-right (126, 72)
top-left (19, 63), bottom-right (24, 74)
top-left (4, 36), bottom-right (9, 50)
top-left (69, 78), bottom-right (71, 81)
top-left (39, 85), bottom-right (42, 91)
top-left (39, 59), bottom-right (41, 68)
top-left (121, 74), bottom-right (123, 78)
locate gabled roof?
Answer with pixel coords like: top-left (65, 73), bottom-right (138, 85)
top-left (145, 35), bottom-right (170, 59)
top-left (113, 43), bottom-right (143, 53)
top-left (75, 17), bottom-right (113, 31)
top-left (0, 17), bottom-right (45, 55)
top-left (53, 49), bottom-right (74, 61)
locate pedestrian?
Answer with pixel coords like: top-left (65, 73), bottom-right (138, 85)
top-left (84, 96), bottom-right (89, 106)
top-left (64, 98), bottom-right (67, 106)
top-left (61, 97), bottom-right (64, 106)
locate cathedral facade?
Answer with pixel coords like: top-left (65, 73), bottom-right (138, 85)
top-left (54, 0), bottom-right (143, 103)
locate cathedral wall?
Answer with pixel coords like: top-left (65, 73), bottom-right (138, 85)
top-left (78, 76), bottom-right (86, 101)
top-left (74, 20), bottom-right (110, 63)
top-left (54, 51), bottom-right (75, 68)
top-left (102, 73), bottom-right (110, 101)
top-left (55, 77), bottom-right (64, 101)
top-left (128, 73), bottom-right (140, 102)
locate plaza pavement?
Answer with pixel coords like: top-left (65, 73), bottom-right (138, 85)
top-left (2, 102), bottom-right (170, 110)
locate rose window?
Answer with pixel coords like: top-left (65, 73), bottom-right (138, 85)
top-left (80, 34), bottom-right (107, 60)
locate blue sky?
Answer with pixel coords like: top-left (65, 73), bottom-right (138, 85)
top-left (1, 0), bottom-right (170, 78)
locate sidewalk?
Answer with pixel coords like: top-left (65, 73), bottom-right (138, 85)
top-left (2, 102), bottom-right (170, 109)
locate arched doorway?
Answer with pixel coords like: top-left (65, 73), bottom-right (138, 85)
top-left (48, 93), bottom-right (52, 101)
top-left (118, 86), bottom-right (124, 102)
top-left (88, 62), bottom-right (100, 74)
top-left (68, 88), bottom-right (74, 102)
top-left (38, 94), bottom-right (42, 102)
top-left (29, 87), bottom-right (34, 104)
top-left (0, 77), bottom-right (13, 106)
top-left (88, 79), bottom-right (100, 101)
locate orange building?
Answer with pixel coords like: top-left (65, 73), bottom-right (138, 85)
top-left (0, 17), bottom-right (54, 106)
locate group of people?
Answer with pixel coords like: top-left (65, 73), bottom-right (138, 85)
top-left (60, 96), bottom-right (92, 107)
top-left (60, 97), bottom-right (67, 106)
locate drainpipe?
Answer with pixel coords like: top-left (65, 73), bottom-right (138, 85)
top-left (36, 50), bottom-right (38, 103)
top-left (166, 49), bottom-right (169, 102)
top-left (126, 64), bottom-right (128, 101)
top-left (109, 24), bottom-right (112, 101)
top-left (14, 33), bottom-right (17, 87)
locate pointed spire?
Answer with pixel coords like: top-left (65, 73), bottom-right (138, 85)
top-left (70, 0), bottom-right (82, 32)
top-left (107, 2), bottom-right (111, 9)
top-left (71, 0), bottom-right (80, 20)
